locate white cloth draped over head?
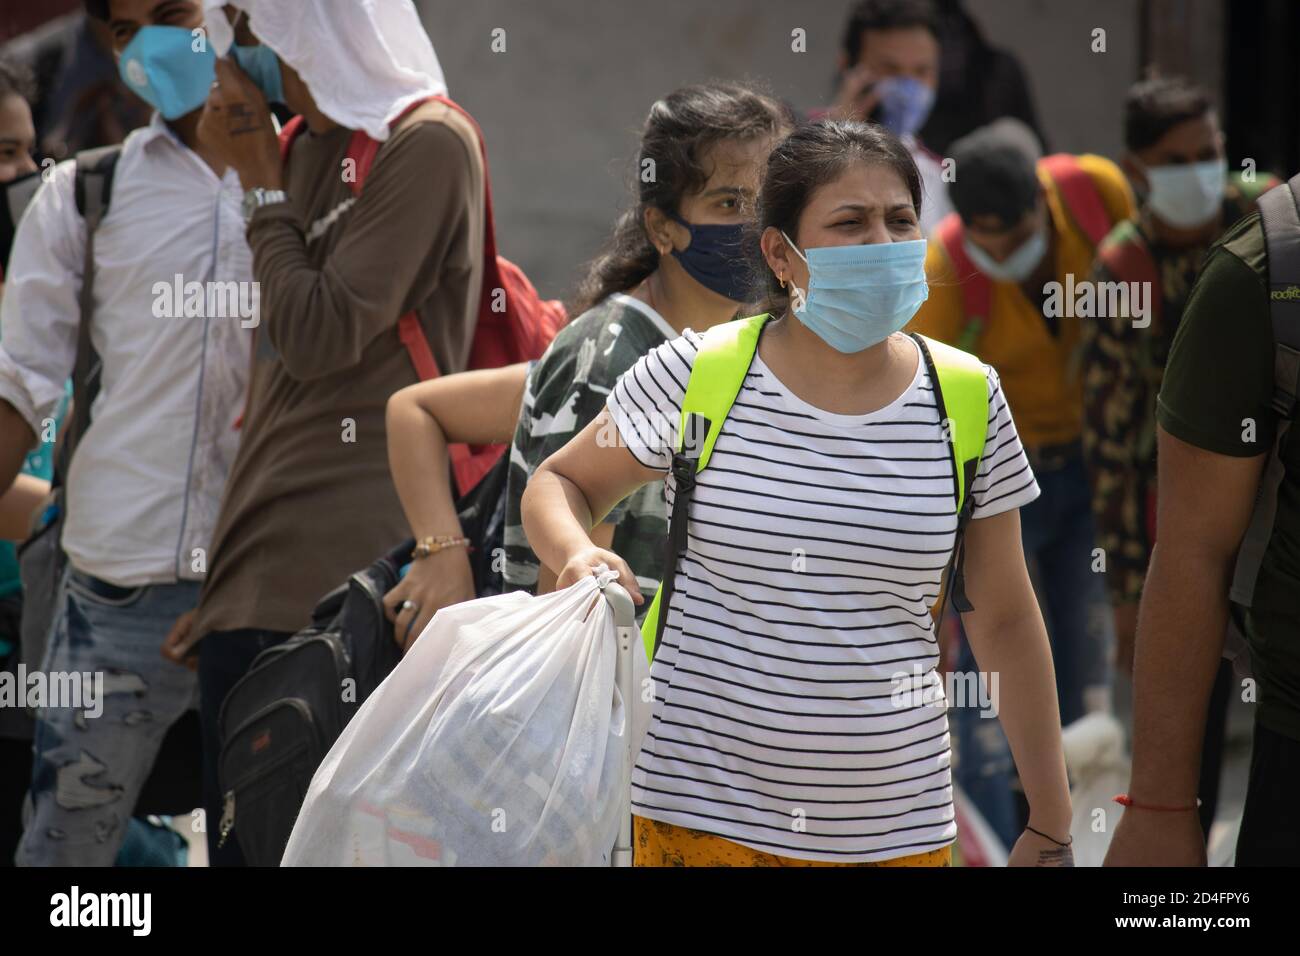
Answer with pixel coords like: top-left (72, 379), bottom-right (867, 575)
top-left (202, 0), bottom-right (448, 141)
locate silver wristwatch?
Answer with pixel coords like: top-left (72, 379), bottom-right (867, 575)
top-left (241, 187), bottom-right (288, 220)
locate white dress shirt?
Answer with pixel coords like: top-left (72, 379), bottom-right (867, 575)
top-left (0, 113), bottom-right (252, 587)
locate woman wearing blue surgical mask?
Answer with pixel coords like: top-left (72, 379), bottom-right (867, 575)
top-left (522, 120), bottom-right (1073, 867)
top-left (381, 84), bottom-right (791, 642)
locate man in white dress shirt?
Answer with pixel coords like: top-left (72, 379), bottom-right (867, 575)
top-left (830, 0), bottom-right (954, 233)
top-left (1, 0), bottom-right (254, 866)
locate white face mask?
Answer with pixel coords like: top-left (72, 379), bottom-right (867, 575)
top-left (1141, 158), bottom-right (1227, 229)
top-left (963, 227), bottom-right (1048, 283)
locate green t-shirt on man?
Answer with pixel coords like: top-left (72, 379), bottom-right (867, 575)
top-left (1157, 212), bottom-right (1300, 742)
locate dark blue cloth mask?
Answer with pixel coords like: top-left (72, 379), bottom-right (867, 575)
top-left (667, 211), bottom-right (750, 302)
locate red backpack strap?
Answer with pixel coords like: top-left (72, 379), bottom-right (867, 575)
top-left (343, 97), bottom-right (508, 495)
top-left (1095, 220), bottom-right (1162, 327)
top-left (934, 212), bottom-right (992, 353)
top-left (426, 95), bottom-right (502, 273)
top-left (1040, 153), bottom-right (1112, 248)
top-left (277, 114), bottom-right (306, 163)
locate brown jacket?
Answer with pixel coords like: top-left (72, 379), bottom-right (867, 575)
top-left (194, 100), bottom-right (484, 638)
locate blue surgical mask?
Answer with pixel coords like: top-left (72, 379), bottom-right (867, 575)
top-left (118, 25), bottom-right (216, 121)
top-left (963, 228), bottom-right (1048, 283)
top-left (232, 44), bottom-right (285, 105)
top-left (782, 232), bottom-right (930, 353)
top-left (667, 212), bottom-right (750, 302)
top-left (875, 76), bottom-right (936, 139)
top-left (1142, 158), bottom-right (1226, 229)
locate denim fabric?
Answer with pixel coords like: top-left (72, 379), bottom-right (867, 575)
top-left (15, 570), bottom-right (199, 866)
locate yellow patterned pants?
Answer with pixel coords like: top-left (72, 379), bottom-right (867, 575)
top-left (633, 815), bottom-right (953, 867)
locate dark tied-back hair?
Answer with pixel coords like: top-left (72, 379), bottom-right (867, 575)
top-left (1124, 74), bottom-right (1213, 153)
top-left (751, 119), bottom-right (922, 315)
top-left (83, 0), bottom-right (111, 20)
top-left (570, 82), bottom-right (793, 317)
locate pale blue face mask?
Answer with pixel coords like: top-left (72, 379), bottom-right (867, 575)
top-left (118, 25), bottom-right (216, 120)
top-left (232, 44), bottom-right (285, 105)
top-left (963, 227), bottom-right (1048, 283)
top-left (782, 232), bottom-right (930, 353)
top-left (875, 76), bottom-right (936, 139)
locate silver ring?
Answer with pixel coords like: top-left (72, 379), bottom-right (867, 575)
top-left (400, 600), bottom-right (418, 614)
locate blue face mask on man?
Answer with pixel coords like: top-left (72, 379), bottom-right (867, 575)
top-left (118, 25), bottom-right (216, 120)
top-left (667, 211), bottom-right (751, 303)
top-left (231, 44), bottom-right (285, 105)
top-left (782, 232), bottom-right (930, 353)
top-left (875, 75), bottom-right (936, 140)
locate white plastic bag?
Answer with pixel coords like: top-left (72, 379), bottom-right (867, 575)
top-left (282, 571), bottom-right (650, 866)
top-left (1061, 711), bottom-right (1131, 867)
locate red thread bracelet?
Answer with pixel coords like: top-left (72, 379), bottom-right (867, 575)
top-left (1113, 794), bottom-right (1201, 812)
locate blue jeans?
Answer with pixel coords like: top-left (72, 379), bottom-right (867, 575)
top-left (949, 448), bottom-right (1114, 850)
top-left (16, 569), bottom-right (200, 866)
top-left (1018, 450), bottom-right (1113, 727)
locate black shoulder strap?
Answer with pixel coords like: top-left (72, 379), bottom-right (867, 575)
top-left (650, 413), bottom-right (707, 661)
top-left (57, 145), bottom-right (122, 482)
top-left (1230, 174), bottom-right (1300, 607)
top-left (73, 145), bottom-right (121, 221)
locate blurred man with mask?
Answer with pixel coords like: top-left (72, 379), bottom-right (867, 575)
top-left (167, 0), bottom-right (485, 865)
top-left (910, 120), bottom-right (1134, 727)
top-left (3, 0), bottom-right (254, 866)
top-left (1080, 76), bottom-right (1278, 839)
top-left (1083, 76), bottom-right (1278, 676)
top-left (829, 0), bottom-right (952, 232)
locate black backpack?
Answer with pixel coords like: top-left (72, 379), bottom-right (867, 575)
top-left (1222, 174), bottom-right (1300, 672)
top-left (215, 453), bottom-right (509, 865)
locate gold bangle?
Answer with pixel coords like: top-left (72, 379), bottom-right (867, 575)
top-left (411, 535), bottom-right (470, 560)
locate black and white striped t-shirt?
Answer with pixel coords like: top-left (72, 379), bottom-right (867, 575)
top-left (606, 329), bottom-right (1039, 862)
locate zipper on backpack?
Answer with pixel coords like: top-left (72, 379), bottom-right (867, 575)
top-left (217, 790), bottom-right (236, 849)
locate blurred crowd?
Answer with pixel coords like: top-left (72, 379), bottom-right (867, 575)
top-left (0, 0), bottom-right (1294, 869)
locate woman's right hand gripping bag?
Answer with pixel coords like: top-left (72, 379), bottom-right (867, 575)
top-left (281, 572), bottom-right (650, 866)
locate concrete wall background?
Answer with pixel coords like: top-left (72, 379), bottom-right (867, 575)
top-left (417, 0), bottom-right (1141, 300)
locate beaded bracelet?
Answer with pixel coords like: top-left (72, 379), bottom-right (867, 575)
top-left (411, 535), bottom-right (470, 560)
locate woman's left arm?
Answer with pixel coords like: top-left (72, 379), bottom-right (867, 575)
top-left (959, 506), bottom-right (1074, 866)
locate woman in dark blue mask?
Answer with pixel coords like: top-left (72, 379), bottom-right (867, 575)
top-left (381, 84), bottom-right (792, 641)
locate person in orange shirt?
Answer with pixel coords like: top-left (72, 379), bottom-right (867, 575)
top-left (909, 119), bottom-right (1133, 840)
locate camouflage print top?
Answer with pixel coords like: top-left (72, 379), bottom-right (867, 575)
top-left (1080, 173), bottom-right (1279, 603)
top-left (503, 293), bottom-right (677, 605)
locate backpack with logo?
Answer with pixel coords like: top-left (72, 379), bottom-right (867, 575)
top-left (1220, 172), bottom-right (1300, 674)
top-left (933, 153), bottom-right (1115, 354)
top-left (278, 95), bottom-right (565, 496)
top-left (639, 314), bottom-right (990, 662)
top-left (16, 146), bottom-right (121, 686)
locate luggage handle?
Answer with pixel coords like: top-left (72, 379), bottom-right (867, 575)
top-left (597, 574), bottom-right (637, 867)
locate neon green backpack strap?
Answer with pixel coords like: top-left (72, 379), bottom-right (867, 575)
top-left (912, 333), bottom-right (988, 614)
top-left (640, 314), bottom-right (770, 662)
